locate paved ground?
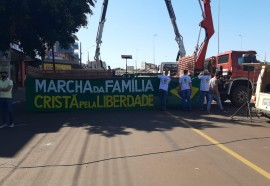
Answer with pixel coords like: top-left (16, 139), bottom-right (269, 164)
top-left (0, 88), bottom-right (270, 186)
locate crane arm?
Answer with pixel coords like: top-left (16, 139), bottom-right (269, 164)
top-left (195, 0), bottom-right (214, 69)
top-left (164, 0), bottom-right (186, 61)
top-left (94, 0), bottom-right (109, 69)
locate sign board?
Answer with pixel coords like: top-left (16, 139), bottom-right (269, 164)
top-left (42, 63), bottom-right (72, 70)
top-left (25, 76), bottom-right (201, 112)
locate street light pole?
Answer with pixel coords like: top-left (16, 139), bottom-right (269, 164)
top-left (218, 0), bottom-right (220, 53)
top-left (136, 49), bottom-right (139, 73)
top-left (121, 55), bottom-right (132, 76)
top-left (81, 44), bottom-right (95, 63)
top-left (80, 42), bottom-right (82, 67)
top-left (153, 34), bottom-right (157, 65)
top-left (239, 34), bottom-right (243, 50)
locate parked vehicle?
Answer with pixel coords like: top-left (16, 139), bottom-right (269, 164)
top-left (254, 64), bottom-right (270, 118)
top-left (206, 51), bottom-right (261, 107)
top-left (159, 62), bottom-right (178, 76)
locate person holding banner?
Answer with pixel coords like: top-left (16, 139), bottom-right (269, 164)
top-left (179, 69), bottom-right (192, 112)
top-left (157, 71), bottom-right (171, 111)
top-left (198, 70), bottom-right (211, 110)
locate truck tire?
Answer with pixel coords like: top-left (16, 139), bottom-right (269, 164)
top-left (230, 85), bottom-right (248, 107)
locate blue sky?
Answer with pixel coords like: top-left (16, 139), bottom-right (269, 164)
top-left (77, 0), bottom-right (270, 69)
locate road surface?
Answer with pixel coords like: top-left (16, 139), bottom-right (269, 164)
top-left (0, 101), bottom-right (270, 186)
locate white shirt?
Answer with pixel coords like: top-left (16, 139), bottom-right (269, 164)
top-left (209, 77), bottom-right (219, 96)
top-left (0, 78), bottom-right (13, 98)
top-left (179, 75), bottom-right (191, 90)
top-left (198, 75), bottom-right (211, 91)
top-left (157, 75), bottom-right (171, 91)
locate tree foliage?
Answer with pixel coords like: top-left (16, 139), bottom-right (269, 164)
top-left (0, 0), bottom-right (96, 59)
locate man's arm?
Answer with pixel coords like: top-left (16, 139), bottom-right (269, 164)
top-left (0, 85), bottom-right (12, 92)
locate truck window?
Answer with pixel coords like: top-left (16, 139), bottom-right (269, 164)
top-left (162, 64), bottom-right (178, 76)
top-left (238, 53), bottom-right (258, 65)
top-left (218, 54), bottom-right (229, 64)
top-left (238, 55), bottom-right (243, 65)
top-left (243, 54), bottom-right (257, 63)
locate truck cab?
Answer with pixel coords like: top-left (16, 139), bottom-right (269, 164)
top-left (208, 50), bottom-right (261, 106)
top-left (254, 64), bottom-right (270, 118)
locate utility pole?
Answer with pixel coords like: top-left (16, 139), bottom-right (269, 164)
top-left (238, 34), bottom-right (243, 50)
top-left (153, 34), bottom-right (157, 65)
top-left (218, 0), bottom-right (220, 54)
top-left (121, 55), bottom-right (132, 75)
top-left (80, 42), bottom-right (82, 67)
top-left (136, 49), bottom-right (139, 73)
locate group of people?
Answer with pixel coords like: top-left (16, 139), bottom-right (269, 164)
top-left (158, 69), bottom-right (226, 113)
top-left (0, 68), bottom-right (225, 129)
top-left (198, 70), bottom-right (226, 113)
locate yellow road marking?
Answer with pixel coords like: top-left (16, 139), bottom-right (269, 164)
top-left (167, 111), bottom-right (270, 180)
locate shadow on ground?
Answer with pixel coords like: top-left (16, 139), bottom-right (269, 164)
top-left (0, 100), bottom-right (269, 158)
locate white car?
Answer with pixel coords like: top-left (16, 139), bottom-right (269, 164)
top-left (254, 64), bottom-right (270, 118)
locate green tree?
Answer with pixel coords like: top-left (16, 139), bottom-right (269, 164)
top-left (0, 0), bottom-right (96, 62)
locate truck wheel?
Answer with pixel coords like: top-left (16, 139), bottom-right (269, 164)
top-left (230, 85), bottom-right (249, 107)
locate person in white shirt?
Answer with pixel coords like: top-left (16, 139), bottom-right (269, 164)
top-left (179, 69), bottom-right (192, 111)
top-left (198, 70), bottom-right (211, 110)
top-left (157, 71), bottom-right (171, 111)
top-left (0, 71), bottom-right (14, 128)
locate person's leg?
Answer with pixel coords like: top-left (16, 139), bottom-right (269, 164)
top-left (203, 92), bottom-right (210, 110)
top-left (159, 89), bottom-right (165, 110)
top-left (215, 96), bottom-right (224, 111)
top-left (183, 90), bottom-right (189, 110)
top-left (7, 99), bottom-right (13, 125)
top-left (0, 98), bottom-right (6, 124)
top-left (179, 90), bottom-right (185, 110)
top-left (205, 92), bottom-right (210, 106)
top-left (186, 89), bottom-right (191, 111)
top-left (1, 99), bottom-right (8, 124)
top-left (160, 89), bottom-right (168, 111)
top-left (163, 91), bottom-right (168, 110)
top-left (199, 91), bottom-right (205, 110)
top-left (207, 94), bottom-right (213, 112)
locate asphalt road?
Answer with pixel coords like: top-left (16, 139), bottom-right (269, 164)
top-left (0, 97), bottom-right (270, 186)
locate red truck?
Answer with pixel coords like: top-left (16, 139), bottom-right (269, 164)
top-left (204, 50), bottom-right (261, 107)
top-left (174, 0), bottom-right (260, 107)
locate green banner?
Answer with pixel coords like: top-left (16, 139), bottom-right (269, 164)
top-left (25, 76), bottom-right (201, 112)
